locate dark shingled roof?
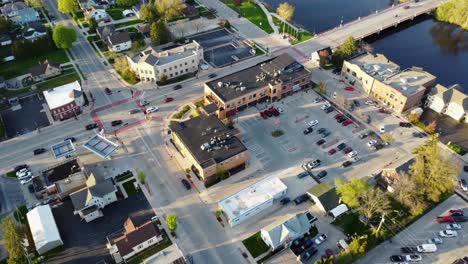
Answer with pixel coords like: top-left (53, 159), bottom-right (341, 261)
top-left (114, 220), bottom-right (162, 257)
top-left (29, 60), bottom-right (60, 77)
top-left (201, 103), bottom-right (218, 115)
top-left (307, 182), bottom-right (340, 212)
top-left (108, 31), bottom-right (130, 46)
top-left (169, 115), bottom-right (247, 168)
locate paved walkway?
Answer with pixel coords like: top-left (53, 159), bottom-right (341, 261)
top-left (256, 1), bottom-right (278, 34)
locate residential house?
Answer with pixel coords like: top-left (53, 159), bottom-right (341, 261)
top-left (204, 53), bottom-right (311, 119)
top-left (426, 84), bottom-right (468, 122)
top-left (85, 6), bottom-right (108, 21)
top-left (381, 158), bottom-right (415, 192)
top-left (311, 46), bottom-right (332, 65)
top-left (142, 244), bottom-right (187, 264)
top-left (107, 31), bottom-right (131, 52)
top-left (78, 0), bottom-right (112, 10)
top-left (96, 23), bottom-right (115, 39)
top-left (260, 212), bottom-right (317, 250)
top-left (1, 2), bottom-right (39, 24)
top-left (342, 53), bottom-right (436, 113)
top-left (107, 217), bottom-right (163, 263)
top-left (137, 23), bottom-right (149, 36)
top-left (69, 173), bottom-right (117, 222)
top-left (29, 60), bottom-right (62, 81)
top-left (0, 76), bottom-right (5, 89)
top-left (0, 34), bottom-right (12, 46)
top-left (43, 81), bottom-right (83, 121)
top-left (127, 40), bottom-right (203, 83)
top-left (169, 113), bottom-right (248, 186)
top-left (1, 1), bottom-right (27, 18)
top-left (26, 205), bottom-right (63, 255)
top-left (22, 21), bottom-right (47, 41)
top-left (306, 182), bottom-right (340, 214)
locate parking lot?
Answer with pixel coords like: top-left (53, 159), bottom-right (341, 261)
top-left (357, 194), bottom-right (468, 264)
top-left (0, 94), bottom-right (50, 137)
top-left (420, 109), bottom-right (468, 149)
top-left (188, 28), bottom-right (254, 67)
top-left (49, 193), bottom-right (154, 264)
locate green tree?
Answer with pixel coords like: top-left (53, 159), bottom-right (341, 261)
top-left (357, 188), bottom-right (391, 220)
top-left (336, 235), bottom-right (368, 264)
top-left (166, 214), bottom-right (177, 231)
top-left (408, 112), bottom-right (420, 123)
top-left (341, 36), bottom-right (357, 57)
top-left (114, 56), bottom-right (139, 83)
top-left (276, 2), bottom-right (295, 35)
top-left (159, 74), bottom-right (168, 83)
top-left (331, 49), bottom-right (345, 68)
top-left (2, 217), bottom-right (26, 264)
top-left (58, 0), bottom-right (78, 14)
top-left (381, 132), bottom-right (394, 144)
top-left (0, 16), bottom-right (13, 34)
top-left (150, 20), bottom-right (170, 45)
top-left (140, 3), bottom-right (159, 22)
top-left (410, 135), bottom-right (458, 202)
top-left (117, 0), bottom-right (138, 7)
top-left (335, 178), bottom-right (370, 208)
top-left (392, 174), bottom-right (426, 216)
top-left (216, 165), bottom-right (229, 180)
top-left (88, 18), bottom-right (98, 33)
top-left (53, 25), bottom-right (77, 49)
top-left (25, 0), bottom-right (42, 8)
top-left (137, 170), bottom-right (146, 184)
top-left (318, 81), bottom-right (327, 94)
top-left (435, 0), bottom-right (468, 30)
top-left (156, 0), bottom-right (182, 21)
top-left (232, 0), bottom-right (242, 6)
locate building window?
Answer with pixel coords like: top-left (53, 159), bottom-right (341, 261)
top-left (272, 89), bottom-right (276, 93)
top-left (175, 65), bottom-right (177, 69)
top-left (169, 67), bottom-right (172, 70)
top-left (352, 71), bottom-right (356, 77)
top-left (192, 59), bottom-right (195, 63)
top-left (347, 68), bottom-right (350, 73)
top-left (253, 94), bottom-right (256, 98)
top-left (180, 70), bottom-right (183, 74)
top-left (170, 74), bottom-right (173, 77)
top-left (175, 72), bottom-right (178, 76)
top-left (164, 69), bottom-right (167, 72)
top-left (185, 62), bottom-right (187, 65)
top-left (137, 245), bottom-right (143, 249)
top-left (185, 69), bottom-right (188, 72)
top-left (148, 239), bottom-right (153, 243)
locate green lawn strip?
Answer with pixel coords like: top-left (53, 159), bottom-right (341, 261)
top-left (114, 19), bottom-right (144, 29)
top-left (156, 72), bottom-right (195, 86)
top-left (87, 35), bottom-right (99, 42)
top-left (35, 71), bottom-right (80, 91)
top-left (242, 231), bottom-right (270, 258)
top-left (127, 230), bottom-right (172, 264)
top-left (220, 0), bottom-right (273, 33)
top-left (106, 7), bottom-right (125, 20)
top-left (0, 49), bottom-right (69, 79)
top-left (332, 212), bottom-right (369, 236)
top-left (172, 105), bottom-right (191, 119)
top-left (447, 142), bottom-right (467, 155)
top-left (0, 87), bottom-right (31, 99)
top-left (116, 171), bottom-right (134, 182)
top-left (194, 100), bottom-right (204, 108)
top-left (95, 40), bottom-right (109, 52)
top-left (0, 118), bottom-right (6, 139)
top-left (122, 179), bottom-right (141, 196)
top-left (5, 171), bottom-right (16, 178)
top-left (291, 32), bottom-right (313, 45)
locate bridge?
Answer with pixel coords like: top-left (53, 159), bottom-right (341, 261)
top-left (289, 0), bottom-right (447, 61)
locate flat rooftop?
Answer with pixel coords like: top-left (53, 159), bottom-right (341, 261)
top-left (384, 68), bottom-right (435, 96)
top-left (169, 114), bottom-right (247, 168)
top-left (42, 159), bottom-right (80, 184)
top-left (83, 134), bottom-right (120, 158)
top-left (219, 176), bottom-right (287, 220)
top-left (51, 140), bottom-right (76, 159)
top-left (348, 53), bottom-right (400, 82)
top-left (130, 41), bottom-right (201, 66)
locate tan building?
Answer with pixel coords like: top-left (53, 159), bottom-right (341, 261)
top-left (204, 54), bottom-right (310, 119)
top-left (29, 60), bottom-right (62, 82)
top-left (342, 53), bottom-right (436, 113)
top-left (169, 113), bottom-right (248, 187)
top-left (127, 41), bottom-right (203, 83)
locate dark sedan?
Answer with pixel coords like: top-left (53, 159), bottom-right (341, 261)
top-left (390, 255), bottom-right (405, 262)
top-left (181, 179), bottom-right (191, 190)
top-left (400, 246), bottom-right (417, 253)
top-left (85, 123), bottom-right (98, 130)
top-left (33, 148), bottom-right (46, 155)
top-left (111, 120), bottom-right (123, 127)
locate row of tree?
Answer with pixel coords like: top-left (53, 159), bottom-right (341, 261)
top-left (330, 36), bottom-right (357, 68)
top-left (435, 0), bottom-right (468, 30)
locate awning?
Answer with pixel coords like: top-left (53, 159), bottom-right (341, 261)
top-left (329, 204), bottom-right (349, 218)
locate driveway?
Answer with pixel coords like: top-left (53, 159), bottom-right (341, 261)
top-left (48, 193), bottom-right (154, 264)
top-left (420, 109), bottom-right (468, 150)
top-left (1, 94), bottom-right (50, 137)
top-left (357, 194), bottom-right (468, 264)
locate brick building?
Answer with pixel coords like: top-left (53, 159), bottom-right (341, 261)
top-left (43, 81), bottom-right (83, 121)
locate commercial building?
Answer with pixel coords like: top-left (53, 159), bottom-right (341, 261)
top-left (426, 84), bottom-right (467, 123)
top-left (142, 243), bottom-right (187, 264)
top-left (218, 176), bottom-right (287, 227)
top-left (260, 211), bottom-right (317, 250)
top-left (169, 113), bottom-right (248, 186)
top-left (107, 217), bottom-right (163, 263)
top-left (26, 205), bottom-right (63, 255)
top-left (204, 53), bottom-right (310, 119)
top-left (342, 53), bottom-right (436, 113)
top-left (43, 81), bottom-right (83, 121)
top-left (127, 41), bottom-right (203, 82)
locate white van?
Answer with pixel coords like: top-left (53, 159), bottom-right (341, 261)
top-left (417, 243), bottom-right (437, 253)
top-left (337, 239), bottom-right (349, 250)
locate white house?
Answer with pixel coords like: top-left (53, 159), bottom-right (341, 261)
top-left (107, 218), bottom-right (163, 263)
top-left (311, 46), bottom-right (332, 65)
top-left (69, 173), bottom-right (117, 222)
top-left (426, 84), bottom-right (467, 122)
top-left (22, 22), bottom-right (47, 41)
top-left (218, 176), bottom-right (287, 227)
top-left (127, 40), bottom-right (203, 82)
top-left (0, 34), bottom-right (12, 46)
top-left (107, 31), bottom-right (131, 52)
top-left (260, 212), bottom-right (317, 250)
top-left (85, 6), bottom-right (108, 21)
top-left (26, 205), bottom-right (63, 255)
top-left (444, 86), bottom-right (467, 122)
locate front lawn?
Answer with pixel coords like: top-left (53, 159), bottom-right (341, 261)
top-left (242, 231), bottom-right (270, 258)
top-left (0, 49), bottom-right (69, 79)
top-left (156, 72), bottom-right (195, 86)
top-left (332, 212), bottom-right (369, 236)
top-left (122, 179), bottom-right (141, 196)
top-left (127, 230), bottom-right (172, 264)
top-left (291, 32), bottom-right (313, 45)
top-left (220, 0), bottom-right (273, 33)
top-left (106, 7), bottom-right (124, 20)
top-left (114, 19), bottom-right (144, 29)
top-left (35, 71), bottom-right (80, 91)
top-left (447, 142), bottom-right (467, 155)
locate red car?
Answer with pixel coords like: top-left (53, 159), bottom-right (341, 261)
top-left (344, 86), bottom-right (354, 91)
top-left (328, 149), bottom-right (336, 155)
top-left (342, 147), bottom-right (353, 154)
top-left (342, 119), bottom-right (353, 126)
top-left (334, 113), bottom-right (344, 119)
top-left (436, 216), bottom-right (455, 223)
top-left (260, 111), bottom-right (268, 119)
top-left (164, 97), bottom-right (174, 103)
top-left (268, 107), bottom-right (280, 116)
top-left (403, 5), bottom-right (410, 9)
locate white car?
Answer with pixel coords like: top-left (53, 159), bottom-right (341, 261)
top-left (146, 106), bottom-right (159, 113)
top-left (365, 100), bottom-right (374, 105)
top-left (277, 107), bottom-right (284, 113)
top-left (308, 120), bottom-right (319, 126)
top-left (405, 254), bottom-right (422, 262)
top-left (352, 156), bottom-right (361, 163)
top-left (446, 223), bottom-right (462, 230)
top-left (439, 230), bottom-right (457, 238)
top-left (427, 237), bottom-right (443, 244)
top-left (16, 168), bottom-right (29, 177)
top-left (347, 151), bottom-right (358, 158)
top-left (20, 177), bottom-right (33, 185)
top-left (314, 234), bottom-right (327, 245)
top-left (321, 104), bottom-right (331, 110)
top-left (17, 171), bottom-right (32, 180)
top-left (379, 126), bottom-right (385, 133)
top-left (140, 100), bottom-right (149, 106)
top-left (367, 140), bottom-right (377, 147)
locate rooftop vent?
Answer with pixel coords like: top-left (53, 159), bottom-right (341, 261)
top-left (400, 77), bottom-right (408, 84)
top-left (373, 65), bottom-right (381, 71)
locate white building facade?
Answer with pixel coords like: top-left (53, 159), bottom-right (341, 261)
top-left (425, 84), bottom-right (467, 122)
top-left (26, 205), bottom-right (64, 255)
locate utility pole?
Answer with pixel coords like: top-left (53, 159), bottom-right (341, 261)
top-left (377, 213), bottom-right (386, 232)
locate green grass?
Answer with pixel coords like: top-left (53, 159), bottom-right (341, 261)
top-left (35, 71), bottom-right (80, 91)
top-left (194, 100), bottom-right (205, 108)
top-left (291, 32), bottom-right (313, 45)
top-left (106, 7), bottom-right (124, 20)
top-left (332, 212), bottom-right (369, 236)
top-left (447, 142), bottom-right (467, 155)
top-left (114, 19), bottom-right (144, 29)
top-left (0, 118), bottom-right (5, 139)
top-left (87, 35), bottom-right (99, 42)
top-left (115, 171), bottom-right (134, 182)
top-left (127, 230), bottom-right (172, 264)
top-left (73, 11), bottom-right (84, 19)
top-left (122, 179), bottom-right (140, 196)
top-left (272, 16), bottom-right (313, 44)
top-left (172, 105), bottom-right (191, 119)
top-left (156, 72), bottom-right (195, 86)
top-left (242, 231), bottom-right (270, 258)
top-left (5, 171), bottom-right (16, 178)
top-left (220, 0), bottom-right (273, 33)
top-left (95, 40), bottom-right (109, 52)
top-left (0, 49), bottom-right (69, 79)
top-left (0, 87), bottom-right (31, 99)
top-left (81, 21), bottom-right (89, 28)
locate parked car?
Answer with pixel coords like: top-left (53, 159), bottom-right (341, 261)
top-left (405, 254), bottom-right (422, 262)
top-left (427, 237), bottom-right (443, 244)
top-left (359, 133), bottom-right (368, 139)
top-left (403, 5), bottom-right (410, 9)
top-left (460, 179), bottom-right (468, 191)
top-left (146, 106), bottom-right (159, 113)
top-left (173, 84), bottom-right (183, 90)
top-left (294, 194), bottom-right (309, 205)
top-left (280, 197), bottom-right (291, 205)
top-left (449, 209), bottom-right (464, 216)
top-left (324, 107), bottom-right (334, 113)
top-left (436, 216), bottom-right (454, 223)
top-left (342, 147), bottom-right (353, 154)
top-left (336, 143), bottom-right (347, 151)
top-left (446, 223), bottom-right (462, 230)
top-left (327, 149), bottom-right (336, 155)
top-left (33, 148), bottom-right (46, 155)
top-left (111, 120), bottom-right (123, 126)
top-left (140, 100), bottom-right (150, 106)
top-left (342, 161), bottom-right (352, 167)
top-left (105, 87), bottom-right (112, 95)
top-left (317, 170), bottom-right (327, 178)
top-left (17, 171), bottom-right (32, 180)
top-left (28, 184), bottom-right (34, 193)
top-left (372, 143), bottom-right (384, 151)
top-left (367, 140), bottom-right (377, 147)
top-left (347, 151), bottom-right (358, 158)
top-left (315, 234), bottom-right (327, 245)
top-left (334, 113), bottom-right (344, 119)
top-left (298, 247), bottom-right (318, 262)
top-left (165, 97), bottom-right (174, 103)
top-left (353, 100), bottom-right (360, 107)
top-left (268, 107), bottom-right (279, 116)
top-left (337, 116), bottom-right (347, 123)
top-left (399, 122), bottom-right (412, 127)
top-left (316, 139), bottom-right (326, 146)
top-left (277, 107), bottom-right (284, 113)
top-left (401, 247), bottom-right (417, 253)
top-left (344, 86), bottom-right (354, 91)
top-left (322, 131), bottom-right (331, 138)
top-left (208, 73), bottom-right (217, 78)
top-left (128, 109), bottom-right (140, 114)
top-left (264, 110), bottom-right (273, 117)
top-left (342, 119), bottom-right (353, 126)
top-left (303, 127), bottom-right (313, 135)
top-left (20, 177), bottom-right (33, 185)
top-left (452, 216), bottom-right (468, 222)
top-left (439, 230), bottom-right (457, 238)
top-left (314, 97), bottom-right (322, 103)
top-left (379, 126), bottom-right (386, 133)
top-left (317, 128), bottom-right (327, 134)
top-left (297, 171), bottom-right (310, 179)
top-left (14, 164), bottom-right (28, 172)
top-left (416, 244), bottom-right (437, 253)
top-left (412, 132), bottom-right (427, 138)
top-left (64, 137), bottom-right (76, 143)
top-left (181, 179), bottom-right (191, 190)
top-left (260, 111), bottom-right (268, 119)
top-left (390, 255), bottom-right (405, 262)
top-left (321, 104), bottom-right (331, 110)
top-left (308, 120), bottom-right (319, 126)
top-left (85, 123), bottom-right (98, 130)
